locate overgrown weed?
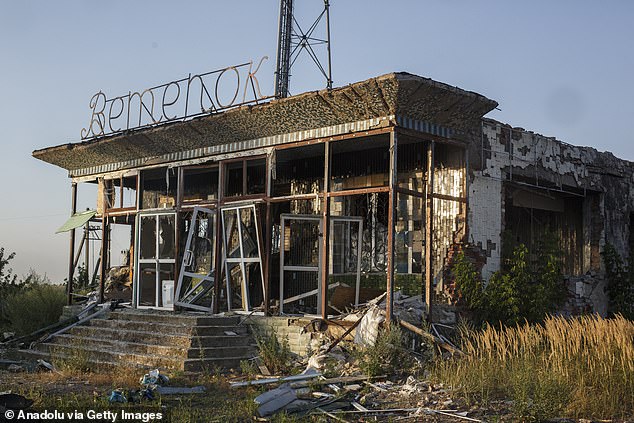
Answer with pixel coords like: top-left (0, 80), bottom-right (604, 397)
top-left (254, 326), bottom-right (293, 375)
top-left (353, 324), bottom-right (415, 377)
top-left (435, 315), bottom-right (634, 420)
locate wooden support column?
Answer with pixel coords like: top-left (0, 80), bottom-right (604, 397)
top-left (385, 130), bottom-right (398, 325)
top-left (98, 216), bottom-right (108, 304)
top-left (319, 141), bottom-right (331, 319)
top-left (425, 141), bottom-right (435, 322)
top-left (67, 182), bottom-right (77, 305)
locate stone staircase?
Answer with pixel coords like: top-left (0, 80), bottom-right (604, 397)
top-left (24, 309), bottom-right (256, 372)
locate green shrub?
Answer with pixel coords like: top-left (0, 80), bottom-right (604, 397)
top-left (602, 243), bottom-right (634, 319)
top-left (3, 283), bottom-right (66, 336)
top-left (254, 327), bottom-right (293, 375)
top-left (452, 243), bottom-right (565, 326)
top-left (354, 324), bottom-right (413, 377)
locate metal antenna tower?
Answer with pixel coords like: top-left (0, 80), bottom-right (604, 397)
top-left (275, 0), bottom-right (332, 98)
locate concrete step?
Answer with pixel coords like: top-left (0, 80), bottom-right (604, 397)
top-left (109, 310), bottom-right (241, 326)
top-left (89, 318), bottom-right (248, 336)
top-left (69, 326), bottom-right (251, 348)
top-left (19, 309), bottom-right (254, 373)
top-left (20, 346), bottom-right (252, 373)
top-left (42, 334), bottom-right (254, 359)
top-left (36, 342), bottom-right (187, 370)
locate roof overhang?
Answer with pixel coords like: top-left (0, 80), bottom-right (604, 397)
top-left (33, 72), bottom-right (497, 178)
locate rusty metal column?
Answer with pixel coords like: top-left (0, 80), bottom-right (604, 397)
top-left (98, 216), bottom-right (108, 304)
top-left (385, 130), bottom-right (398, 325)
top-left (425, 141), bottom-right (435, 322)
top-left (84, 220), bottom-right (90, 290)
top-left (263, 151), bottom-right (273, 315)
top-left (319, 141), bottom-right (331, 319)
top-left (213, 164), bottom-right (225, 314)
top-left (66, 182), bottom-right (77, 305)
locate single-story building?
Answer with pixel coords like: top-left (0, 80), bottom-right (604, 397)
top-left (33, 69), bottom-right (634, 322)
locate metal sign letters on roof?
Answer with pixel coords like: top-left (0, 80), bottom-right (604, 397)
top-left (80, 57), bottom-right (272, 141)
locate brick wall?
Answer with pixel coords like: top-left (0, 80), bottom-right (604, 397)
top-left (245, 316), bottom-right (326, 356)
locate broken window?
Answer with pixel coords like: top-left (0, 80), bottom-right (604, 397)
top-left (102, 175), bottom-right (137, 210)
top-left (504, 187), bottom-right (583, 275)
top-left (279, 215), bottom-right (322, 315)
top-left (330, 135), bottom-right (390, 191)
top-left (181, 166), bottom-right (219, 204)
top-left (273, 144), bottom-right (324, 196)
top-left (223, 157), bottom-right (266, 198)
top-left (140, 168), bottom-right (177, 209)
top-left (329, 193), bottom-right (389, 307)
top-left (395, 192), bottom-right (424, 296)
top-left (397, 138), bottom-right (427, 191)
top-left (136, 213), bottom-right (176, 308)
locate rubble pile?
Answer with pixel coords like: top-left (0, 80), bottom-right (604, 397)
top-left (230, 292), bottom-right (478, 421)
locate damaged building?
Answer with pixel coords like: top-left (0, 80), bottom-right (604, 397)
top-left (33, 70), bottom-right (634, 324)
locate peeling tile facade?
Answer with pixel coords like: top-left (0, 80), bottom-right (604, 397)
top-left (468, 118), bottom-right (634, 315)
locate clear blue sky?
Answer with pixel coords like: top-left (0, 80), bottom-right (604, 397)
top-left (1, 0), bottom-right (633, 283)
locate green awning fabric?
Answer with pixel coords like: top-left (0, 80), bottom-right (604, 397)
top-left (56, 210), bottom-right (97, 234)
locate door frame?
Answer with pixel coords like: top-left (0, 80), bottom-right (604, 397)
top-left (279, 214), bottom-right (323, 314)
top-left (134, 211), bottom-right (177, 310)
top-left (330, 216), bottom-right (364, 306)
top-left (220, 203), bottom-right (265, 311)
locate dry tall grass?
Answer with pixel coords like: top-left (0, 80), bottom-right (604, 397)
top-left (435, 315), bottom-right (634, 421)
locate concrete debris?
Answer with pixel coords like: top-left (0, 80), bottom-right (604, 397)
top-left (254, 384), bottom-right (298, 417)
top-left (229, 367), bottom-right (321, 388)
top-left (155, 386), bottom-right (205, 395)
top-left (7, 364), bottom-right (24, 373)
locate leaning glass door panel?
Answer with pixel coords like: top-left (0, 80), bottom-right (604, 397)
top-left (175, 207), bottom-right (217, 311)
top-left (221, 204), bottom-right (264, 311)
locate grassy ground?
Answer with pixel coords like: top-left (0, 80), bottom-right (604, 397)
top-left (0, 368), bottom-right (313, 422)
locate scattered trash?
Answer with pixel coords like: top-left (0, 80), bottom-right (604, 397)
top-left (107, 369), bottom-right (173, 405)
top-left (36, 359), bottom-right (56, 372)
top-left (140, 369), bottom-right (169, 388)
top-left (224, 331), bottom-right (238, 336)
top-left (108, 389), bottom-right (127, 404)
top-left (354, 305), bottom-right (384, 347)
